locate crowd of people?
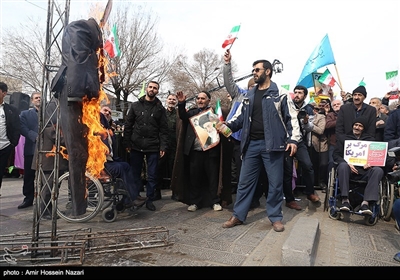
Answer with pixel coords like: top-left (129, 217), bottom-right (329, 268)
top-left (1, 48), bottom-right (400, 261)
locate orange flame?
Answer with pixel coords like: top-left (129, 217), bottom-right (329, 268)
top-left (46, 145), bottom-right (69, 160)
top-left (82, 91), bottom-right (109, 178)
top-left (80, 46), bottom-right (113, 179)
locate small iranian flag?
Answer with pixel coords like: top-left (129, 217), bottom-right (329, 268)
top-left (318, 69), bottom-right (336, 87)
top-left (104, 24), bottom-right (121, 58)
top-left (222, 25), bottom-right (241, 49)
top-left (138, 81), bottom-right (146, 98)
top-left (215, 99), bottom-right (224, 121)
top-left (386, 70), bottom-right (398, 91)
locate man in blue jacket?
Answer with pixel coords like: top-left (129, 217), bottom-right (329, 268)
top-left (222, 59), bottom-right (301, 232)
top-left (18, 92), bottom-right (41, 209)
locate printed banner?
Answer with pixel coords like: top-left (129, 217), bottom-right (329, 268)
top-left (344, 140), bottom-right (388, 167)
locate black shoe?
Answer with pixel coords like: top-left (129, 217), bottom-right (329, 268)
top-left (339, 201), bottom-right (351, 212)
top-left (146, 201), bottom-right (156, 211)
top-left (359, 204), bottom-right (372, 215)
top-left (18, 200), bottom-right (33, 209)
top-left (171, 193), bottom-right (179, 201)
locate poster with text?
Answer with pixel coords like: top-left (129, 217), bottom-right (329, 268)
top-left (344, 140), bottom-right (388, 166)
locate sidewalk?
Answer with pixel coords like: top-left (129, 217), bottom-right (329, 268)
top-left (1, 177), bottom-right (399, 268)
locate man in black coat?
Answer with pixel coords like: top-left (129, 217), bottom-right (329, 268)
top-left (123, 81), bottom-right (169, 212)
top-left (176, 90), bottom-right (223, 212)
top-left (0, 82), bottom-right (21, 193)
top-left (336, 85), bottom-right (376, 142)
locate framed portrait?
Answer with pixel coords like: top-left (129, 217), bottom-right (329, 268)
top-left (189, 108), bottom-right (220, 151)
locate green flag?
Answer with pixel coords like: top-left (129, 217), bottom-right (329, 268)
top-left (281, 84), bottom-right (290, 90)
top-left (138, 81), bottom-right (146, 98)
top-left (359, 78), bottom-right (366, 86)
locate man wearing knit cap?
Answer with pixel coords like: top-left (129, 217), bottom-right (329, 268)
top-left (336, 85), bottom-right (376, 142)
top-left (333, 115), bottom-right (384, 215)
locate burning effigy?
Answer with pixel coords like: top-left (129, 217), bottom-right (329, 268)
top-left (51, 17), bottom-right (108, 216)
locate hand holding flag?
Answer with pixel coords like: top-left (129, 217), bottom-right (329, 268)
top-left (222, 25), bottom-right (241, 49)
top-left (318, 69), bottom-right (336, 87)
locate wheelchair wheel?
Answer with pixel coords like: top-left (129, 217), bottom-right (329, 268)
top-left (328, 207), bottom-right (342, 220)
top-left (102, 208), bottom-right (117, 223)
top-left (380, 177), bottom-right (395, 221)
top-left (324, 166), bottom-right (336, 212)
top-left (57, 171), bottom-right (104, 223)
top-left (364, 214), bottom-right (378, 226)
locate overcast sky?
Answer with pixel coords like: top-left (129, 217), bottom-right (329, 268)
top-left (1, 0), bottom-right (399, 102)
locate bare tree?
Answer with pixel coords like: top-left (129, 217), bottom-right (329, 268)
top-left (168, 48), bottom-right (236, 109)
top-left (100, 3), bottom-right (179, 116)
top-left (0, 19), bottom-right (52, 94)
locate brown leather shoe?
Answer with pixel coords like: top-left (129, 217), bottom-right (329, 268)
top-left (222, 216), bottom-right (243, 228)
top-left (272, 221), bottom-right (285, 232)
top-left (285, 200), bottom-right (302, 210)
top-left (307, 193), bottom-right (320, 203)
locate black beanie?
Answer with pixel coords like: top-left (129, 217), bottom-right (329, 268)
top-left (352, 85), bottom-right (367, 97)
top-left (352, 116), bottom-right (368, 129)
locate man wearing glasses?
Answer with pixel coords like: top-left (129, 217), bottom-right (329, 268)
top-left (221, 59), bottom-right (301, 232)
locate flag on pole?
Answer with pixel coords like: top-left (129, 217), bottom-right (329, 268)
top-left (215, 99), bottom-right (224, 121)
top-left (138, 81), bottom-right (146, 98)
top-left (386, 70), bottom-right (398, 91)
top-left (222, 25), bottom-right (241, 49)
top-left (359, 78), bottom-right (366, 86)
top-left (318, 69), bottom-right (336, 87)
top-left (104, 24), bottom-right (121, 58)
top-left (297, 34), bottom-right (336, 88)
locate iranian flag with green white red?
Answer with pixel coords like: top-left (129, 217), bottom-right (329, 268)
top-left (104, 24), bottom-right (121, 58)
top-left (318, 69), bottom-right (336, 87)
top-left (222, 25), bottom-right (241, 48)
top-left (386, 70), bottom-right (398, 91)
top-left (215, 99), bottom-right (224, 121)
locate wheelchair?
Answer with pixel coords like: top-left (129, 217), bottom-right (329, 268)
top-left (56, 169), bottom-right (134, 223)
top-left (324, 163), bottom-right (392, 226)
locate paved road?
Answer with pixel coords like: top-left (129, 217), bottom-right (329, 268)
top-left (1, 177), bottom-right (399, 270)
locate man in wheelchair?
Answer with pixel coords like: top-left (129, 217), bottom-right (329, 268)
top-left (100, 106), bottom-right (146, 209)
top-left (333, 116), bottom-right (384, 214)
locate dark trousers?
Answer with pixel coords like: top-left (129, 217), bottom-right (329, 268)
top-left (337, 162), bottom-right (383, 202)
top-left (156, 148), bottom-right (176, 190)
top-left (130, 150), bottom-right (159, 201)
top-left (105, 160), bottom-right (140, 202)
top-left (60, 96), bottom-right (88, 216)
top-left (188, 150), bottom-right (220, 208)
top-left (294, 141), bottom-right (315, 195)
top-left (283, 149), bottom-right (296, 203)
top-left (22, 154), bottom-right (35, 202)
top-left (0, 145), bottom-right (13, 189)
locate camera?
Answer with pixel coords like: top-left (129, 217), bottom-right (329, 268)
top-left (297, 109), bottom-right (307, 119)
top-left (387, 168), bottom-right (400, 184)
top-left (387, 147), bottom-right (400, 184)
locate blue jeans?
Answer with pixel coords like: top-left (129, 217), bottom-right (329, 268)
top-left (233, 139), bottom-right (284, 223)
top-left (130, 150), bottom-right (159, 201)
